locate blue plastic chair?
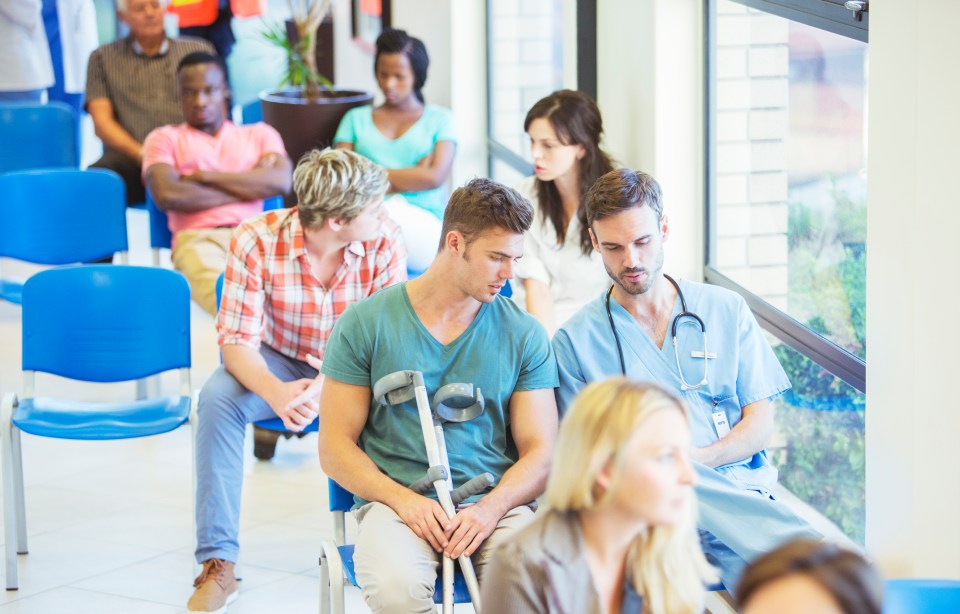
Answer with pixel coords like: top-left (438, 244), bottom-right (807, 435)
top-left (241, 100), bottom-right (263, 124)
top-left (148, 192), bottom-right (285, 266)
top-left (0, 102), bottom-right (79, 174)
top-left (883, 578), bottom-right (960, 613)
top-left (0, 265), bottom-right (195, 590)
top-left (0, 169), bottom-right (128, 303)
top-left (318, 479), bottom-right (471, 614)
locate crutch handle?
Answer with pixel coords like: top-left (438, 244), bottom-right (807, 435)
top-left (409, 466), bottom-right (449, 495)
top-left (451, 473), bottom-right (495, 505)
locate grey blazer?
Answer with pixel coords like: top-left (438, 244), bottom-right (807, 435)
top-left (479, 509), bottom-right (644, 614)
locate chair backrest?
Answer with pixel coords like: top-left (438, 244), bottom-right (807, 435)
top-left (0, 102), bottom-right (79, 173)
top-left (147, 192), bottom-right (284, 251)
top-left (264, 195), bottom-right (284, 211)
top-left (329, 479), bottom-right (355, 512)
top-left (147, 191), bottom-right (173, 250)
top-left (0, 169), bottom-right (128, 264)
top-left (241, 100), bottom-right (263, 124)
top-left (21, 265), bottom-right (192, 382)
top-left (216, 271), bottom-right (225, 312)
top-left (883, 579), bottom-right (960, 614)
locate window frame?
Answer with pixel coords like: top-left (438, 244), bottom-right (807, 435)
top-left (703, 0), bottom-right (867, 393)
top-left (484, 0), bottom-right (598, 177)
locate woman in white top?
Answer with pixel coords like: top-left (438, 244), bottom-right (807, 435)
top-left (513, 90), bottom-right (616, 333)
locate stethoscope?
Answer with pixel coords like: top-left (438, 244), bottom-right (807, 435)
top-left (606, 273), bottom-right (709, 391)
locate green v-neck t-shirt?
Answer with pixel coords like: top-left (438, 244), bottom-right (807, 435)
top-left (321, 283), bottom-right (558, 505)
top-left (333, 104), bottom-right (456, 219)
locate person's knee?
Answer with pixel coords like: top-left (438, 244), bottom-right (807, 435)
top-left (354, 505), bottom-right (438, 613)
top-left (197, 367), bottom-right (249, 425)
top-left (171, 240), bottom-right (226, 316)
top-left (359, 561), bottom-right (435, 613)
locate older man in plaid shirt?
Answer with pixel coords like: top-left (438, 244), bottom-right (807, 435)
top-left (188, 148), bottom-right (407, 613)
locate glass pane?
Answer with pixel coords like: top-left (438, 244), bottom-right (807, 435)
top-left (712, 1), bottom-right (867, 360)
top-left (769, 340), bottom-right (866, 543)
top-left (488, 0), bottom-right (565, 159)
top-left (491, 157), bottom-right (527, 187)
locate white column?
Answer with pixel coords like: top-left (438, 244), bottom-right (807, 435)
top-left (597, 0), bottom-right (704, 281)
top-left (866, 0), bottom-right (960, 578)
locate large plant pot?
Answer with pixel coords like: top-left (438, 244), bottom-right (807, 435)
top-left (260, 88), bottom-right (373, 196)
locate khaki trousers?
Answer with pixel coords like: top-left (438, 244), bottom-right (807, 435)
top-left (353, 501), bottom-right (534, 614)
top-left (171, 227), bottom-right (234, 316)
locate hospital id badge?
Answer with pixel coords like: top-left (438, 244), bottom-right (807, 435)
top-left (712, 409), bottom-right (731, 439)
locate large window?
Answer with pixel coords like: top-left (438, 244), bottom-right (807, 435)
top-left (706, 0), bottom-right (868, 542)
top-left (485, 0), bottom-right (596, 183)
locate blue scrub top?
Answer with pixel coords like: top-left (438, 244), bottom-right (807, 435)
top-left (553, 279), bottom-right (791, 494)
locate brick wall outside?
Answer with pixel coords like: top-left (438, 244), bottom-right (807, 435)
top-left (714, 2), bottom-right (790, 310)
top-left (489, 0), bottom-right (564, 177)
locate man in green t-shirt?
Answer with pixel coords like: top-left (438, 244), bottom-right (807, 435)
top-left (318, 178), bottom-right (559, 613)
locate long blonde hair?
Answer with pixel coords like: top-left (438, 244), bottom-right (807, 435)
top-left (546, 378), bottom-right (716, 614)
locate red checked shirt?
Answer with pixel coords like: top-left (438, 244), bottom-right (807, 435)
top-left (217, 207), bottom-right (407, 361)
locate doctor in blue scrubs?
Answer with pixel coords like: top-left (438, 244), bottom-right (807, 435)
top-left (552, 168), bottom-right (822, 592)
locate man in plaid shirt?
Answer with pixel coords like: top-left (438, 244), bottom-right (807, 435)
top-left (188, 148), bottom-right (407, 613)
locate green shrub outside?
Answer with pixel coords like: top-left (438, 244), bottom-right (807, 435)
top-left (771, 183), bottom-right (866, 544)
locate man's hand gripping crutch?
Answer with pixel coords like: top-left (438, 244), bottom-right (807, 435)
top-left (373, 371), bottom-right (493, 614)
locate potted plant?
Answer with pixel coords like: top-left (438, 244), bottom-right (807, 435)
top-left (259, 0), bottom-right (373, 171)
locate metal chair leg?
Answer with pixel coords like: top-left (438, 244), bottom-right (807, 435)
top-left (321, 540), bottom-right (344, 614)
top-left (189, 392), bottom-right (200, 579)
top-left (318, 552), bottom-right (330, 614)
top-left (2, 394), bottom-right (21, 590)
top-left (11, 426), bottom-right (26, 553)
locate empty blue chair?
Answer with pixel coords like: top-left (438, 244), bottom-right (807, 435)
top-left (0, 102), bottom-right (79, 173)
top-left (0, 265), bottom-right (196, 590)
top-left (148, 192), bottom-right (285, 266)
top-left (318, 479), bottom-right (471, 614)
top-left (883, 578), bottom-right (960, 613)
top-left (0, 169), bottom-right (128, 303)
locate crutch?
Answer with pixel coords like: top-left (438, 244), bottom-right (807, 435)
top-left (373, 371), bottom-right (490, 613)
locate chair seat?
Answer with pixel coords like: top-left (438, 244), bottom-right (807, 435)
top-left (0, 279), bottom-right (23, 304)
top-left (884, 578), bottom-right (960, 613)
top-left (336, 544), bottom-right (472, 604)
top-left (254, 416), bottom-right (319, 433)
top-left (14, 395), bottom-right (191, 440)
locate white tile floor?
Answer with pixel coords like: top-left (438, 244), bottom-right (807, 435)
top-left (0, 210), bottom-right (375, 613)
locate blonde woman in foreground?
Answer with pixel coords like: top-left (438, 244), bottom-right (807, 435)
top-left (480, 379), bottom-right (716, 614)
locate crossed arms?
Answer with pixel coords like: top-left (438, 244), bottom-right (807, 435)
top-left (146, 152), bottom-right (292, 212)
top-left (337, 141), bottom-right (455, 194)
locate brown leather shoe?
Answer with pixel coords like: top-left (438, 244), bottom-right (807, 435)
top-left (187, 558), bottom-right (238, 613)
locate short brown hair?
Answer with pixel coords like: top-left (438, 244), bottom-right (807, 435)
top-left (293, 148), bottom-right (388, 229)
top-left (737, 539), bottom-right (883, 614)
top-left (438, 178), bottom-right (533, 251)
top-left (583, 168), bottom-right (663, 227)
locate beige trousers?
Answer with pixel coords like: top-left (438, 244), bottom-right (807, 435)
top-left (353, 501), bottom-right (534, 614)
top-left (170, 227), bottom-right (234, 316)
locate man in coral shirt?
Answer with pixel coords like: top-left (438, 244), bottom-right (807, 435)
top-left (144, 50), bottom-right (292, 315)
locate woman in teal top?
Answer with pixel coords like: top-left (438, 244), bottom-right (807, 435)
top-left (334, 28), bottom-right (456, 220)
